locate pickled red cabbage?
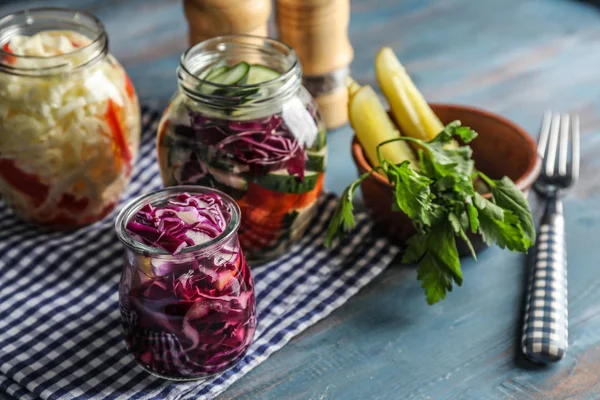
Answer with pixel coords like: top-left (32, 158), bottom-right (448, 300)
top-left (126, 192), bottom-right (231, 255)
top-left (189, 113), bottom-right (306, 178)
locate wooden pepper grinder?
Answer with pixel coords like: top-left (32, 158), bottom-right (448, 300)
top-left (183, 0), bottom-right (271, 46)
top-left (276, 0), bottom-right (353, 130)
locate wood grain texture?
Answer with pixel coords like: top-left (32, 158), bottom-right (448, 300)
top-left (2, 0), bottom-right (600, 399)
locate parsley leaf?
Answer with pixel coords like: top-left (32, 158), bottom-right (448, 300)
top-left (324, 171), bottom-right (373, 246)
top-left (417, 252), bottom-right (455, 305)
top-left (422, 121), bottom-right (477, 178)
top-left (478, 209), bottom-right (529, 252)
top-left (415, 218), bottom-right (463, 304)
top-left (475, 194), bottom-right (530, 252)
top-left (450, 124), bottom-right (478, 143)
top-left (427, 218), bottom-right (463, 285)
top-left (387, 123), bottom-right (477, 179)
top-left (386, 161), bottom-right (435, 226)
top-left (448, 212), bottom-right (476, 259)
top-left (418, 140), bottom-right (474, 179)
top-left (427, 143), bottom-right (474, 178)
top-left (402, 234), bottom-right (427, 264)
top-left (466, 199), bottom-right (479, 233)
top-left (418, 148), bottom-right (436, 177)
top-left (430, 120), bottom-right (478, 144)
top-left (487, 176), bottom-right (536, 246)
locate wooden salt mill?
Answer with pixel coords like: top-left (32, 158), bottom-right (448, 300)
top-left (276, 0), bottom-right (353, 130)
top-left (183, 0), bottom-right (271, 46)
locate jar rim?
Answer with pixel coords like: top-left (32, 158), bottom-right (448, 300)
top-left (0, 7), bottom-right (108, 75)
top-left (180, 34), bottom-right (299, 88)
top-left (177, 34), bottom-right (302, 110)
top-left (114, 186), bottom-right (241, 257)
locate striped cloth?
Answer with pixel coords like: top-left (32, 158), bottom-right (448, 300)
top-left (0, 107), bottom-right (400, 400)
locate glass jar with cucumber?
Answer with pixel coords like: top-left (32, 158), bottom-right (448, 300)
top-left (157, 35), bottom-right (327, 263)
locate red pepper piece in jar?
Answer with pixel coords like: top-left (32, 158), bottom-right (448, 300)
top-left (0, 159), bottom-right (49, 207)
top-left (1, 42), bottom-right (16, 64)
top-left (237, 183), bottom-right (300, 252)
top-left (124, 73), bottom-right (136, 100)
top-left (57, 193), bottom-right (90, 213)
top-left (238, 220), bottom-right (283, 252)
top-left (105, 99), bottom-right (133, 175)
top-left (243, 183), bottom-right (302, 214)
top-left (296, 172), bottom-right (324, 209)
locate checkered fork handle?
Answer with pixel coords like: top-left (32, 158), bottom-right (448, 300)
top-left (522, 197), bottom-right (568, 363)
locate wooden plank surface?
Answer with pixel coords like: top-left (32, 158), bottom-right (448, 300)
top-left (2, 0), bottom-right (600, 398)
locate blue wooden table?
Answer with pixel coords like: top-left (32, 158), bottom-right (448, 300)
top-left (2, 0), bottom-right (600, 398)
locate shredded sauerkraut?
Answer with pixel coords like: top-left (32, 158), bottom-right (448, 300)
top-left (0, 30), bottom-right (141, 227)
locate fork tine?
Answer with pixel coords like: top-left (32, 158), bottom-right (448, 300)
top-left (546, 113), bottom-right (561, 177)
top-left (571, 115), bottom-right (580, 182)
top-left (538, 111), bottom-right (552, 158)
top-left (558, 114), bottom-right (570, 176)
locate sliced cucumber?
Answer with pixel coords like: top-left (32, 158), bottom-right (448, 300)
top-left (311, 127), bottom-right (327, 151)
top-left (212, 87), bottom-right (260, 99)
top-left (198, 63), bottom-right (281, 115)
top-left (205, 65), bottom-right (229, 80)
top-left (198, 60), bottom-right (228, 79)
top-left (254, 170), bottom-right (321, 194)
top-left (306, 147), bottom-right (327, 172)
top-left (247, 64), bottom-right (281, 84)
top-left (199, 62), bottom-right (250, 96)
top-left (207, 166), bottom-right (248, 191)
top-left (198, 67), bottom-right (214, 80)
top-left (209, 62), bottom-right (250, 85)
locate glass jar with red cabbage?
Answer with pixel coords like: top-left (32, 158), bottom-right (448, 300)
top-left (157, 35), bottom-right (327, 263)
top-left (115, 186), bottom-right (256, 380)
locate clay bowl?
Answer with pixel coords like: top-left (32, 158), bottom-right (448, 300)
top-left (351, 103), bottom-right (541, 255)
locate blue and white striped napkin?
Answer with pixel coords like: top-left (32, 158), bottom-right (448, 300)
top-left (0, 107), bottom-right (399, 400)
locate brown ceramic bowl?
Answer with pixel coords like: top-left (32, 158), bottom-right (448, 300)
top-left (351, 103), bottom-right (541, 253)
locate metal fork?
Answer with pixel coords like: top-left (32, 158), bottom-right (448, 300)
top-left (521, 112), bottom-right (580, 364)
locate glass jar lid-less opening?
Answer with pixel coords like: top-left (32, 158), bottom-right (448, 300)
top-left (177, 35), bottom-right (303, 119)
top-left (115, 186), bottom-right (242, 259)
top-left (0, 7), bottom-right (108, 75)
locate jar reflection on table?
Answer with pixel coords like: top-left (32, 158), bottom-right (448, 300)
top-left (115, 187), bottom-right (256, 380)
top-left (157, 35), bottom-right (327, 264)
top-left (0, 8), bottom-right (141, 228)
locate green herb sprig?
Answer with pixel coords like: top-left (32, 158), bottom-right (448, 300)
top-left (325, 121), bottom-right (535, 304)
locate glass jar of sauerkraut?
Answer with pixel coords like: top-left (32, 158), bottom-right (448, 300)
top-left (157, 35), bottom-right (327, 263)
top-left (0, 8), bottom-right (141, 228)
top-left (115, 186), bottom-right (256, 380)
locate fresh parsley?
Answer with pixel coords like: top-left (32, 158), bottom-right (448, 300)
top-left (325, 121), bottom-right (535, 304)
